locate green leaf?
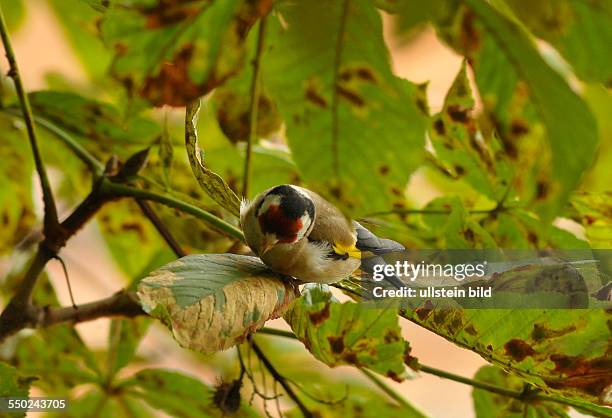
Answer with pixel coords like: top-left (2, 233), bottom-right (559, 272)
top-left (569, 192), bottom-right (612, 249)
top-left (63, 388), bottom-right (151, 418)
top-left (286, 384), bottom-right (428, 418)
top-left (483, 209), bottom-right (589, 249)
top-left (430, 62), bottom-right (512, 201)
top-left (205, 143), bottom-right (301, 199)
top-left (0, 362), bottom-right (35, 418)
top-left (137, 254), bottom-right (299, 354)
top-left (123, 368), bottom-right (258, 417)
top-left (472, 366), bottom-right (570, 418)
top-left (403, 307), bottom-right (611, 405)
top-left (211, 25), bottom-right (282, 145)
top-left (29, 91), bottom-right (160, 160)
top-left (421, 196), bottom-right (497, 248)
top-left (0, 115), bottom-right (36, 255)
top-left (98, 200), bottom-right (175, 278)
top-left (503, 0), bottom-right (612, 85)
top-left (375, 0), bottom-right (431, 44)
top-left (434, 0), bottom-right (598, 219)
top-left (264, 0), bottom-right (427, 215)
top-left (106, 318), bottom-right (151, 378)
top-left (284, 285), bottom-right (410, 381)
top-left (0, 0), bottom-right (25, 32)
top-left (213, 89), bottom-right (282, 144)
top-left (9, 269), bottom-right (97, 394)
top-left (12, 326), bottom-right (100, 393)
top-left (100, 0), bottom-right (271, 106)
top-left (582, 85), bottom-right (612, 192)
top-left (185, 100), bottom-right (241, 217)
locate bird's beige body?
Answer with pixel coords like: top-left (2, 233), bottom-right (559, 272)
top-left (240, 186), bottom-right (360, 283)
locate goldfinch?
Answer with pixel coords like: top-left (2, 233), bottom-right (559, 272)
top-left (240, 184), bottom-right (405, 284)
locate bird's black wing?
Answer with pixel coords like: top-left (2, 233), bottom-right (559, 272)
top-left (353, 222), bottom-right (406, 290)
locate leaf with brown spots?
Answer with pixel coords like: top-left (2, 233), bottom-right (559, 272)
top-left (434, 0), bottom-right (598, 220)
top-left (422, 196), bottom-right (496, 248)
top-left (569, 192), bottom-right (612, 249)
top-left (284, 285), bottom-right (410, 380)
top-left (403, 305), bottom-right (612, 405)
top-left (472, 366), bottom-right (572, 418)
top-left (137, 254), bottom-right (299, 354)
top-left (429, 63), bottom-right (512, 201)
top-left (100, 0), bottom-right (271, 107)
top-left (481, 209), bottom-right (589, 250)
top-left (264, 0), bottom-right (426, 215)
top-left (98, 200), bottom-right (175, 278)
top-left (29, 91), bottom-right (161, 161)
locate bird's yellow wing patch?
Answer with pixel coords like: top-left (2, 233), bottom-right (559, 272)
top-left (332, 242), bottom-right (362, 259)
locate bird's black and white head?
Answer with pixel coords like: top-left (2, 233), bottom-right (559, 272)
top-left (255, 185), bottom-right (315, 253)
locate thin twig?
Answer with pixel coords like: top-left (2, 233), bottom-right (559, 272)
top-left (0, 5), bottom-right (58, 231)
top-left (366, 207), bottom-right (499, 217)
top-left (250, 338), bottom-right (313, 418)
top-left (330, 0), bottom-right (351, 179)
top-left (136, 199), bottom-right (186, 257)
top-left (52, 255), bottom-right (77, 309)
top-left (242, 17), bottom-right (267, 198)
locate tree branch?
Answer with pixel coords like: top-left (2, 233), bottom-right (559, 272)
top-left (0, 182), bottom-right (112, 340)
top-left (0, 5), bottom-right (59, 231)
top-left (38, 291), bottom-right (143, 327)
top-left (242, 16), bottom-right (267, 198)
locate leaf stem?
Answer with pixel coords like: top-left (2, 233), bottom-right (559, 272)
top-left (417, 364), bottom-right (518, 398)
top-left (242, 16), bottom-right (267, 198)
top-left (0, 5), bottom-right (59, 231)
top-left (31, 112), bottom-right (105, 175)
top-left (359, 368), bottom-right (426, 416)
top-left (366, 207), bottom-right (500, 217)
top-left (330, 0), bottom-right (351, 179)
top-left (100, 180), bottom-right (244, 242)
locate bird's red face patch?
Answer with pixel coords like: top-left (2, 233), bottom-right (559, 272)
top-left (258, 204), bottom-right (303, 243)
